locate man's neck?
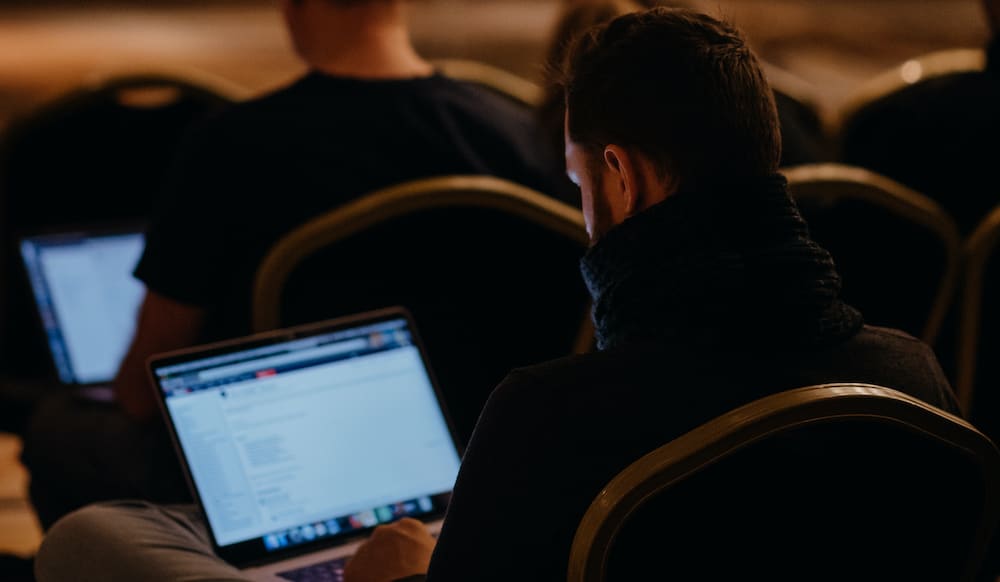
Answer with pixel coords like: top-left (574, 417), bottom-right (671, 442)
top-left (297, 3), bottom-right (433, 80)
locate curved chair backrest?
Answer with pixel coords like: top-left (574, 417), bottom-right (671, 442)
top-left (835, 48), bottom-right (994, 234)
top-left (431, 58), bottom-right (543, 107)
top-left (783, 163), bottom-right (962, 346)
top-left (957, 205), bottom-right (1000, 425)
top-left (253, 175), bottom-right (591, 445)
top-left (0, 68), bottom-right (245, 228)
top-left (836, 48), bottom-right (985, 135)
top-left (0, 69), bottom-right (245, 375)
top-left (568, 383), bottom-right (1000, 582)
top-left (762, 62), bottom-right (826, 135)
top-left (762, 62), bottom-right (832, 165)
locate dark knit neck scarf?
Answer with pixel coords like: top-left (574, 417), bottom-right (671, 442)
top-left (579, 174), bottom-right (864, 351)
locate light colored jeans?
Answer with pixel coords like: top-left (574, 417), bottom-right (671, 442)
top-left (35, 500), bottom-right (249, 582)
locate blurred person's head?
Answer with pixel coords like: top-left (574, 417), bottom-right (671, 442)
top-left (280, 0), bottom-right (430, 78)
top-left (562, 8), bottom-right (781, 243)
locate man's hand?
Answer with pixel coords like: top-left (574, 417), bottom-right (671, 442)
top-left (344, 518), bottom-right (436, 582)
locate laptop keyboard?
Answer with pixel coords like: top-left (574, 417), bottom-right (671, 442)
top-left (276, 556), bottom-right (349, 582)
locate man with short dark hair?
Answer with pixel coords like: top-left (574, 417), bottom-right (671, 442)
top-left (20, 0), bottom-right (563, 535)
top-left (34, 8), bottom-right (958, 582)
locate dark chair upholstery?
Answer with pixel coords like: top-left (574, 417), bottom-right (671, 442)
top-left (568, 384), bottom-right (1000, 582)
top-left (252, 175), bottom-right (592, 447)
top-left (0, 70), bottom-right (244, 376)
top-left (784, 163), bottom-right (962, 348)
top-left (836, 48), bottom-right (998, 235)
top-left (763, 62), bottom-right (832, 164)
top-left (957, 205), bottom-right (1000, 432)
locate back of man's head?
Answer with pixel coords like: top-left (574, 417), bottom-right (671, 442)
top-left (563, 8), bottom-right (782, 189)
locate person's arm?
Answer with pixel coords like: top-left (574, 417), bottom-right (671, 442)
top-left (346, 371), bottom-right (568, 582)
top-left (113, 290), bottom-right (205, 421)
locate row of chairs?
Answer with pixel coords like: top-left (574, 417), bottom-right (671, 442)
top-left (3, 61), bottom-right (999, 582)
top-left (0, 60), bottom-right (994, 424)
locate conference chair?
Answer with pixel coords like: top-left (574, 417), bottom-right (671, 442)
top-left (431, 58), bottom-right (543, 107)
top-left (784, 163), bottom-right (962, 348)
top-left (762, 62), bottom-right (831, 164)
top-left (252, 175), bottom-right (591, 446)
top-left (0, 68), bottom-right (247, 376)
top-left (836, 48), bottom-right (995, 234)
top-left (956, 205), bottom-right (1000, 437)
top-left (568, 383), bottom-right (1000, 582)
top-left (837, 48), bottom-right (986, 136)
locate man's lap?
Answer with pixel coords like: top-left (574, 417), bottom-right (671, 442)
top-left (35, 500), bottom-right (249, 582)
top-left (20, 391), bottom-right (190, 529)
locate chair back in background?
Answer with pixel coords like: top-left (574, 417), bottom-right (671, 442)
top-left (0, 69), bottom-right (246, 376)
top-left (836, 48), bottom-right (997, 235)
top-left (836, 48), bottom-right (986, 136)
top-left (762, 61), bottom-right (832, 165)
top-left (784, 163), bottom-right (961, 348)
top-left (568, 383), bottom-right (1000, 582)
top-left (253, 175), bottom-right (591, 447)
top-left (957, 205), bottom-right (1000, 438)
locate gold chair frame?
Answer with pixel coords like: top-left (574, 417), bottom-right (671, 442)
top-left (431, 58), bottom-right (543, 107)
top-left (252, 175), bottom-right (592, 350)
top-left (835, 48), bottom-right (986, 138)
top-left (22, 66), bottom-right (252, 117)
top-left (956, 205), bottom-right (1000, 414)
top-left (0, 69), bottom-right (248, 145)
top-left (567, 383), bottom-right (1000, 582)
top-left (783, 163), bottom-right (962, 347)
top-left (85, 66), bottom-right (252, 101)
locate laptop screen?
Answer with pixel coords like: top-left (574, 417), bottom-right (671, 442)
top-left (150, 312), bottom-right (462, 563)
top-left (20, 230), bottom-right (145, 385)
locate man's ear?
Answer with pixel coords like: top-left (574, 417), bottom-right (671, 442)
top-left (603, 145), bottom-right (642, 217)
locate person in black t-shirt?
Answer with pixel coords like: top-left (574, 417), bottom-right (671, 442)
top-left (19, 0), bottom-right (564, 532)
top-left (116, 0), bottom-right (563, 421)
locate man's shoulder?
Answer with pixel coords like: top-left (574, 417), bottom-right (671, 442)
top-left (827, 324), bottom-right (958, 413)
top-left (191, 77), bottom-right (307, 127)
top-left (850, 324), bottom-right (933, 352)
top-left (490, 345), bottom-right (667, 402)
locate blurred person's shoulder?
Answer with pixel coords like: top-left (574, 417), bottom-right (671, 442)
top-left (428, 74), bottom-right (536, 119)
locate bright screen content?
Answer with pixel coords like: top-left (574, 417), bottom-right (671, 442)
top-left (155, 320), bottom-right (462, 548)
top-left (20, 232), bottom-right (145, 384)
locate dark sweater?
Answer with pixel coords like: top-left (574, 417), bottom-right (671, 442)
top-left (423, 176), bottom-right (959, 581)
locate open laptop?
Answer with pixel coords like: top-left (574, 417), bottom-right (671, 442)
top-left (148, 307), bottom-right (462, 581)
top-left (18, 226), bottom-right (146, 401)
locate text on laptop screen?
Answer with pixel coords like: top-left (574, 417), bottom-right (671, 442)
top-left (153, 318), bottom-right (462, 549)
top-left (20, 231), bottom-right (145, 385)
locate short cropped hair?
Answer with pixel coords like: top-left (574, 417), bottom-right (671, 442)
top-left (563, 8), bottom-right (781, 187)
